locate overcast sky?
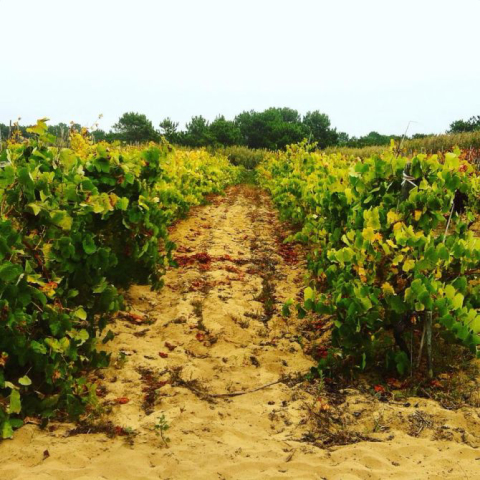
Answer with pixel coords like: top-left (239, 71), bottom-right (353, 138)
top-left (1, 0), bottom-right (479, 136)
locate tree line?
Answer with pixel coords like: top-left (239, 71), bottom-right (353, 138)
top-left (103, 108), bottom-right (339, 150)
top-left (1, 110), bottom-right (479, 150)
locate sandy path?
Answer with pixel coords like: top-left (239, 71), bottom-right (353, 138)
top-left (1, 186), bottom-right (480, 480)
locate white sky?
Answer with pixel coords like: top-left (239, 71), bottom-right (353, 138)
top-left (1, 0), bottom-right (479, 136)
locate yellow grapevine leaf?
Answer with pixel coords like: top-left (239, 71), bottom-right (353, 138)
top-left (403, 259), bottom-right (415, 272)
top-left (362, 227), bottom-right (375, 242)
top-left (382, 282), bottom-right (395, 296)
top-left (387, 211), bottom-right (400, 225)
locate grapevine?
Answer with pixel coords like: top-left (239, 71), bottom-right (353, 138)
top-left (259, 143), bottom-right (480, 375)
top-left (0, 119), bottom-right (241, 438)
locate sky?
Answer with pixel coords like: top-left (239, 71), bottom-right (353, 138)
top-left (1, 0), bottom-right (480, 137)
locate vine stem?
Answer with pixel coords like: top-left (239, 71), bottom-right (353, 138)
top-left (426, 311), bottom-right (433, 378)
top-left (443, 198), bottom-right (456, 242)
top-left (417, 320), bottom-right (427, 368)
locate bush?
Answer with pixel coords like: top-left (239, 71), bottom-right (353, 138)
top-left (219, 146), bottom-right (268, 170)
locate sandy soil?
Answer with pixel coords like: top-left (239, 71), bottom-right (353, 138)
top-left (1, 186), bottom-right (480, 480)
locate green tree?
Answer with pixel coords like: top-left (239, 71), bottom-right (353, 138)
top-left (0, 123), bottom-right (9, 141)
top-left (302, 110), bottom-right (338, 148)
top-left (346, 131), bottom-right (400, 148)
top-left (159, 117), bottom-right (180, 144)
top-left (91, 129), bottom-right (114, 142)
top-left (183, 115), bottom-right (212, 147)
top-left (449, 116), bottom-right (480, 133)
top-left (209, 115), bottom-right (243, 146)
top-left (411, 133), bottom-right (430, 139)
top-left (235, 108), bottom-right (307, 150)
top-left (46, 122), bottom-right (69, 137)
top-left (337, 131), bottom-right (350, 146)
top-left (361, 131), bottom-right (390, 146)
top-left (112, 112), bottom-right (159, 143)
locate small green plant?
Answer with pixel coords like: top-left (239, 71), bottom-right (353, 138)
top-left (154, 414), bottom-right (170, 446)
top-left (122, 426), bottom-right (137, 435)
top-left (115, 352), bottom-right (128, 369)
top-left (316, 370), bottom-right (326, 396)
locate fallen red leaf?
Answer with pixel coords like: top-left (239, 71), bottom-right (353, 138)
top-left (374, 385), bottom-right (385, 393)
top-left (96, 387), bottom-right (107, 398)
top-left (119, 311), bottom-right (146, 323)
top-left (158, 352), bottom-right (169, 358)
top-left (225, 265), bottom-right (240, 273)
top-left (315, 346), bottom-right (329, 359)
top-left (196, 332), bottom-right (205, 341)
top-left (24, 416), bottom-right (42, 425)
top-left (114, 397), bottom-right (130, 405)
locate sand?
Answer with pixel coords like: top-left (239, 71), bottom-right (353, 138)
top-left (1, 186), bottom-right (479, 480)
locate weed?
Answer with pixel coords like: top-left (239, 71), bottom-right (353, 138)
top-left (191, 299), bottom-right (207, 331)
top-left (154, 414), bottom-right (171, 447)
top-left (115, 352), bottom-right (128, 369)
